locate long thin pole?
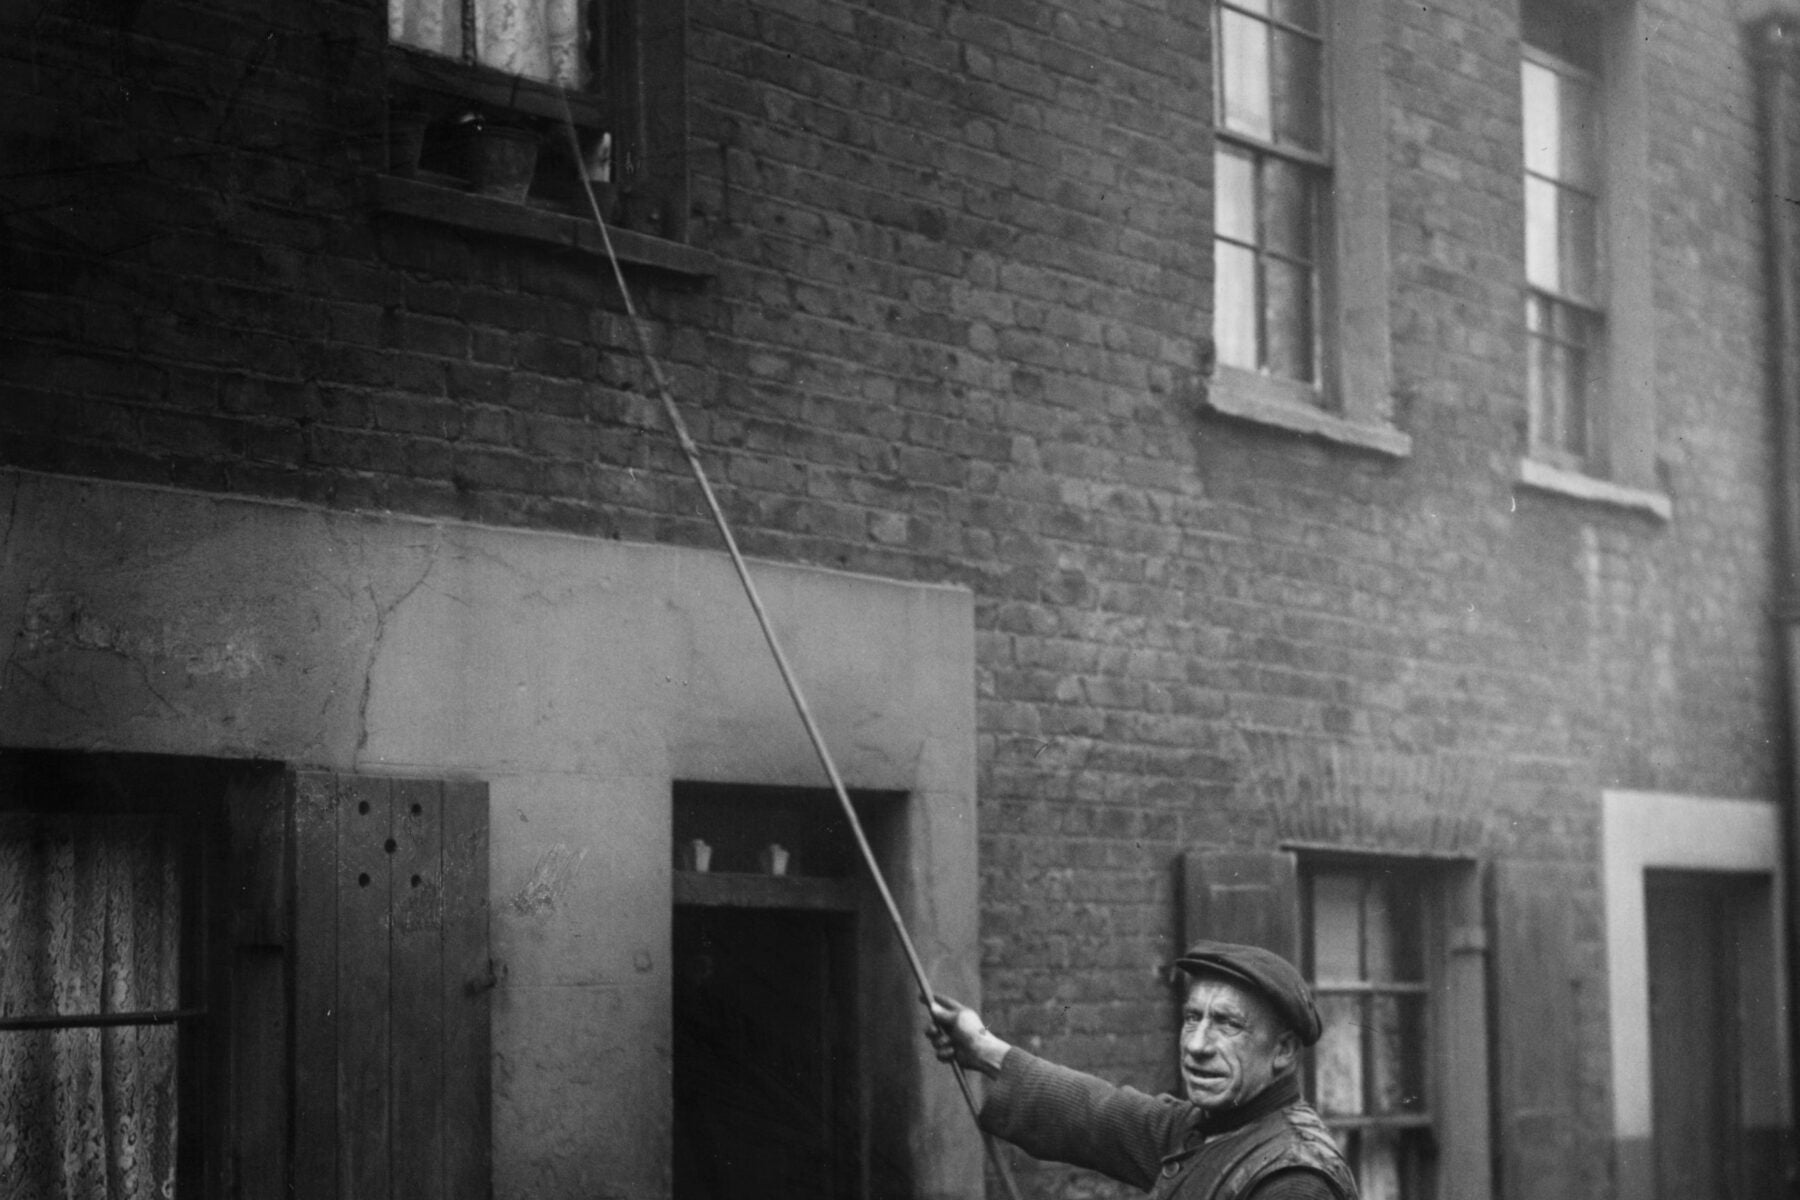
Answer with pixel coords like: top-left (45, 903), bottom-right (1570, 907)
top-left (557, 101), bottom-right (1024, 1200)
top-left (1750, 14), bottom-right (1800, 1157)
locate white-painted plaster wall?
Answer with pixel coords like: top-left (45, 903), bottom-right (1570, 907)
top-left (0, 469), bottom-right (983, 1200)
top-left (1601, 789), bottom-right (1790, 1141)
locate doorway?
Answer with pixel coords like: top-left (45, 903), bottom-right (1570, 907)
top-left (1644, 870), bottom-right (1754, 1200)
top-left (672, 905), bottom-right (858, 1200)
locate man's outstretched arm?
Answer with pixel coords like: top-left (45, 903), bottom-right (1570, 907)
top-left (926, 994), bottom-right (1187, 1190)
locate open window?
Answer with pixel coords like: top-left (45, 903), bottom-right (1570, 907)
top-left (375, 0), bottom-right (696, 262)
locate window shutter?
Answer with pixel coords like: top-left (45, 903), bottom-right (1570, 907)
top-left (1179, 848), bottom-right (1301, 962)
top-left (226, 767), bottom-right (293, 1200)
top-left (1489, 860), bottom-right (1583, 1200)
top-left (293, 771), bottom-right (492, 1200)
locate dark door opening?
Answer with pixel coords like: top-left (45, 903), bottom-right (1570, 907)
top-left (673, 905), bottom-right (858, 1200)
top-left (1646, 870), bottom-right (1750, 1200)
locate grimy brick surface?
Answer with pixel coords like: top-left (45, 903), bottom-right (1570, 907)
top-left (0, 0), bottom-right (1779, 1196)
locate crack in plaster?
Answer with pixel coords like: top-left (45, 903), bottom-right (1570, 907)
top-left (352, 530), bottom-right (444, 763)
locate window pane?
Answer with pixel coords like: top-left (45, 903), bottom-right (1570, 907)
top-left (1312, 873), bottom-right (1363, 980)
top-left (0, 814), bottom-right (187, 1200)
top-left (1215, 241), bottom-right (1259, 369)
top-left (1541, 331), bottom-right (1574, 452)
top-left (1527, 296), bottom-right (1592, 460)
top-left (1314, 994), bottom-right (1365, 1116)
top-left (1371, 994), bottom-right (1427, 1114)
top-left (1220, 9), bottom-right (1274, 141)
top-left (1366, 877), bottom-right (1425, 983)
top-left (1216, 146), bottom-right (1257, 244)
top-left (1524, 174), bottom-right (1561, 291)
top-left (1557, 72), bottom-right (1599, 189)
top-left (1521, 60), bottom-right (1560, 180)
top-left (1527, 305), bottom-right (1551, 444)
top-left (475, 0), bottom-right (584, 86)
top-left (1275, 0), bottom-right (1321, 33)
top-left (1557, 188), bottom-right (1599, 301)
top-left (0, 814), bottom-right (184, 1016)
top-left (1264, 257), bottom-right (1315, 384)
top-left (1356, 1128), bottom-right (1406, 1200)
top-left (390, 0), bottom-right (464, 60)
top-left (1272, 28), bottom-right (1324, 151)
top-left (1523, 0), bottom-right (1602, 71)
top-left (1262, 157), bottom-right (1315, 261)
top-left (1364, 879), bottom-right (1394, 981)
top-left (1, 1026), bottom-right (181, 1200)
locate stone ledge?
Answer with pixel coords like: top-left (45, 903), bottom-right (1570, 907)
top-left (371, 174), bottom-right (717, 279)
top-left (1202, 367), bottom-right (1413, 457)
top-left (1516, 458), bottom-right (1672, 520)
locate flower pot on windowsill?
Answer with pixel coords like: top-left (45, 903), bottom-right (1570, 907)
top-left (465, 123), bottom-right (540, 203)
top-left (386, 107), bottom-right (432, 176)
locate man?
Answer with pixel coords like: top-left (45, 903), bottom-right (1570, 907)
top-left (927, 940), bottom-right (1358, 1200)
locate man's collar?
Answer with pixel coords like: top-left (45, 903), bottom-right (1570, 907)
top-left (1196, 1072), bottom-right (1302, 1136)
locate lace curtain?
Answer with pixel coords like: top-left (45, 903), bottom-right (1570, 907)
top-left (389, 0), bottom-right (584, 87)
top-left (0, 815), bottom-right (184, 1200)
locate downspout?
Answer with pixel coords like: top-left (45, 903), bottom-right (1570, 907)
top-left (1749, 12), bottom-right (1800, 1168)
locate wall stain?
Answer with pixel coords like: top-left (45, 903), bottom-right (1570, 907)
top-left (509, 843), bottom-right (588, 917)
top-left (16, 588), bottom-right (266, 680)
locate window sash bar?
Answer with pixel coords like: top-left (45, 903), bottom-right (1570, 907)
top-left (1217, 128), bottom-right (1332, 171)
top-left (1524, 166), bottom-right (1599, 206)
top-left (1216, 231), bottom-right (1318, 275)
top-left (1217, 1), bottom-right (1325, 46)
top-left (0, 1008), bottom-right (208, 1031)
top-left (1313, 980), bottom-right (1431, 995)
top-left (1522, 40), bottom-right (1598, 86)
top-left (1325, 1113), bottom-right (1436, 1131)
top-left (1527, 283), bottom-right (1604, 318)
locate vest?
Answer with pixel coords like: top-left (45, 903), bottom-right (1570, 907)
top-left (1146, 1100), bottom-right (1358, 1200)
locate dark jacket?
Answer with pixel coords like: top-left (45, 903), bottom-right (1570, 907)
top-left (979, 1049), bottom-right (1358, 1200)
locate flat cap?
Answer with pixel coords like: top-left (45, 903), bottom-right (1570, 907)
top-left (1172, 940), bottom-right (1323, 1046)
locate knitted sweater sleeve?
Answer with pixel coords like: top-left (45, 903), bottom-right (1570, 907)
top-left (978, 1048), bottom-right (1190, 1191)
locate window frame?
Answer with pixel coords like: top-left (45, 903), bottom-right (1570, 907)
top-left (1213, 1), bottom-right (1330, 389)
top-left (1292, 849), bottom-right (1492, 1200)
top-left (0, 751), bottom-right (236, 1200)
top-left (1181, 847), bottom-right (1491, 1200)
top-left (374, 0), bottom-right (698, 257)
top-left (1520, 37), bottom-right (1607, 474)
top-left (1299, 860), bottom-right (1438, 1200)
top-left (1205, 0), bottom-right (1409, 458)
top-left (1514, 0), bottom-right (1664, 513)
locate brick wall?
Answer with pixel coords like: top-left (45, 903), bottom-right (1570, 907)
top-left (1, 0), bottom-right (1783, 1196)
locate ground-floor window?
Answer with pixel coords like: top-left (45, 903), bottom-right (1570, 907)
top-left (1301, 861), bottom-right (1436, 1200)
top-left (0, 752), bottom-right (229, 1200)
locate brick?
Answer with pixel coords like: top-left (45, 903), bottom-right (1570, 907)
top-left (4, 6), bottom-right (1780, 1183)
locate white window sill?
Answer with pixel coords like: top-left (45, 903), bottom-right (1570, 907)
top-left (1202, 366), bottom-right (1412, 458)
top-left (1515, 458), bottom-right (1671, 520)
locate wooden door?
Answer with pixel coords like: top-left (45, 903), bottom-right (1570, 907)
top-left (293, 772), bottom-right (491, 1200)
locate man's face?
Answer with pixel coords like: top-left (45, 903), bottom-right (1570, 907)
top-left (1178, 975), bottom-right (1297, 1114)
